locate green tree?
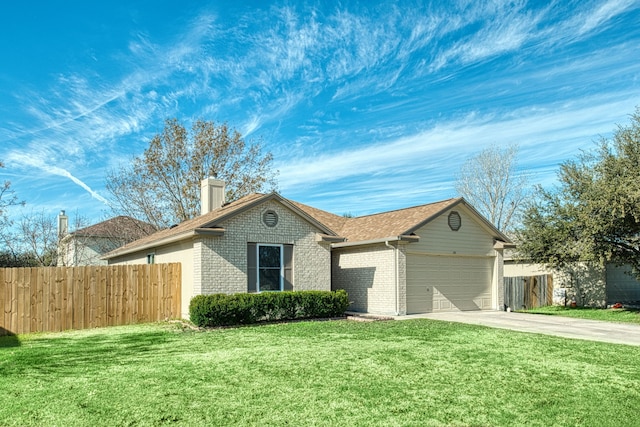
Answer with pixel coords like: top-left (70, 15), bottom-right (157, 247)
top-left (106, 118), bottom-right (278, 230)
top-left (517, 109), bottom-right (640, 278)
top-left (455, 145), bottom-right (528, 233)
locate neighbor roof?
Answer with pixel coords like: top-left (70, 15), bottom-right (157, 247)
top-left (70, 216), bottom-right (156, 240)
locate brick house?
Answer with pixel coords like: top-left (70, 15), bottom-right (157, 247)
top-left (104, 179), bottom-right (511, 318)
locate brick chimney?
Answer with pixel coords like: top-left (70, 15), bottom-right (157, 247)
top-left (200, 178), bottom-right (225, 215)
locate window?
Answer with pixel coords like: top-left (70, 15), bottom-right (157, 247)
top-left (146, 253), bottom-right (155, 264)
top-left (258, 244), bottom-right (282, 291)
top-left (247, 243), bottom-right (293, 292)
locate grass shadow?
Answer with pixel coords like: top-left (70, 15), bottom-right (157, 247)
top-left (0, 328), bottom-right (20, 348)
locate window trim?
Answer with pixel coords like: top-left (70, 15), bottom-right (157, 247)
top-left (256, 243), bottom-right (284, 292)
top-left (146, 253), bottom-right (155, 264)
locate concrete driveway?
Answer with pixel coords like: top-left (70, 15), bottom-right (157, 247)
top-left (394, 311), bottom-right (640, 346)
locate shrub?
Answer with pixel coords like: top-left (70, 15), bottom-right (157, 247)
top-left (189, 290), bottom-right (349, 327)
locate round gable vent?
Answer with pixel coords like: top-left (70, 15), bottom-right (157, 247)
top-left (448, 211), bottom-right (461, 231)
top-left (263, 210), bottom-right (279, 227)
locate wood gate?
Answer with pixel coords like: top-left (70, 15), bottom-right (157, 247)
top-left (504, 274), bottom-right (553, 310)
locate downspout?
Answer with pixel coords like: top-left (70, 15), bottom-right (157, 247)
top-left (385, 240), bottom-right (400, 316)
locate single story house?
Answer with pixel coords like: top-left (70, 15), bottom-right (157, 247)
top-left (104, 178), bottom-right (512, 318)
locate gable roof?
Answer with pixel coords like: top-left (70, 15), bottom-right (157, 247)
top-left (293, 197), bottom-right (510, 244)
top-left (103, 192), bottom-right (337, 259)
top-left (333, 198), bottom-right (460, 242)
top-left (69, 216), bottom-right (157, 240)
top-left (104, 192), bottom-right (511, 259)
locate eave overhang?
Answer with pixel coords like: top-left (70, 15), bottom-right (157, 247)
top-left (316, 234), bottom-right (347, 243)
top-left (102, 227), bottom-right (226, 260)
top-left (493, 240), bottom-right (516, 250)
top-left (331, 234), bottom-right (419, 249)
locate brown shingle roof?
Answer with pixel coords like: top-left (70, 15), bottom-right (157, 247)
top-left (72, 216), bottom-right (157, 241)
top-left (105, 192), bottom-right (509, 259)
top-left (105, 193), bottom-right (265, 257)
top-left (288, 201), bottom-right (348, 235)
top-left (337, 198), bottom-right (461, 241)
top-left (293, 198), bottom-right (463, 242)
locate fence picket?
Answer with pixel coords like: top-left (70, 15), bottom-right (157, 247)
top-left (0, 264), bottom-right (181, 336)
top-left (504, 274), bottom-right (553, 310)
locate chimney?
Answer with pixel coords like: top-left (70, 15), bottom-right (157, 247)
top-left (201, 178), bottom-right (225, 215)
top-left (57, 210), bottom-right (69, 238)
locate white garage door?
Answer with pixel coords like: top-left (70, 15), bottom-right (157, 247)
top-left (407, 254), bottom-right (494, 314)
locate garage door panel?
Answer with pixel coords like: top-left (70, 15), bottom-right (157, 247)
top-left (407, 255), bottom-right (493, 314)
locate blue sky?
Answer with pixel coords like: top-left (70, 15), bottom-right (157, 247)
top-left (1, 1), bottom-right (639, 226)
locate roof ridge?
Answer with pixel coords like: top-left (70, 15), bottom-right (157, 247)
top-left (73, 215), bottom-right (155, 233)
top-left (349, 197), bottom-right (461, 219)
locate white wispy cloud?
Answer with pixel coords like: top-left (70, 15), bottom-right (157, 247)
top-left (5, 152), bottom-right (109, 206)
top-left (277, 97), bottom-right (638, 195)
top-left (578, 0), bottom-right (638, 35)
top-left (1, 0), bottom-right (637, 220)
top-left (2, 11), bottom-right (220, 205)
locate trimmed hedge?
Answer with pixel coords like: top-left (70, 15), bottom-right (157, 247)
top-left (189, 290), bottom-right (349, 327)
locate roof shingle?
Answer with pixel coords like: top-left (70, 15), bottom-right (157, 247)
top-left (105, 192), bottom-right (507, 259)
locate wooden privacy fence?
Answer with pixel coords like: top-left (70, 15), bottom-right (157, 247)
top-left (504, 274), bottom-right (553, 310)
top-left (0, 263), bottom-right (181, 336)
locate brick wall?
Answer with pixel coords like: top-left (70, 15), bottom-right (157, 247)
top-left (332, 243), bottom-right (399, 315)
top-left (196, 200), bottom-right (332, 295)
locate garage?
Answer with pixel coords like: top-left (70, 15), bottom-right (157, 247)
top-left (406, 253), bottom-right (494, 314)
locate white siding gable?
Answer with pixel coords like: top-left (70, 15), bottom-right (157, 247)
top-left (408, 205), bottom-right (496, 257)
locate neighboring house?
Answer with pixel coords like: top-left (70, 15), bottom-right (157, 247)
top-left (504, 252), bottom-right (640, 307)
top-left (104, 178), bottom-right (512, 318)
top-left (58, 213), bottom-right (156, 266)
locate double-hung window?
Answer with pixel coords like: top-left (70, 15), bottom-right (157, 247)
top-left (257, 244), bottom-right (282, 291)
top-left (247, 243), bottom-right (293, 292)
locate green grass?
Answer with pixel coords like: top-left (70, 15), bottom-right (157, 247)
top-left (522, 305), bottom-right (640, 324)
top-left (1, 320), bottom-right (639, 427)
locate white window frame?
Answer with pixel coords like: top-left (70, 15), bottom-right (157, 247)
top-left (256, 243), bottom-right (284, 292)
top-left (146, 253), bottom-right (155, 264)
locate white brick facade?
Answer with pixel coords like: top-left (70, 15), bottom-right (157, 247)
top-left (107, 192), bottom-right (510, 318)
top-left (196, 200), bottom-right (331, 295)
top-left (332, 243), bottom-right (408, 315)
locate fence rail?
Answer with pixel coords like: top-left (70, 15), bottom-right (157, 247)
top-left (0, 263), bottom-right (181, 336)
top-left (504, 274), bottom-right (553, 310)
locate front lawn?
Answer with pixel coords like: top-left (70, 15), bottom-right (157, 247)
top-left (523, 305), bottom-right (640, 324)
top-left (1, 319), bottom-right (639, 426)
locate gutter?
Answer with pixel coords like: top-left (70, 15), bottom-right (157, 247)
top-left (331, 234), bottom-right (419, 249)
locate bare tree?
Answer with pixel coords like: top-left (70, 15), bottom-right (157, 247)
top-left (10, 210), bottom-right (59, 267)
top-left (455, 145), bottom-right (528, 233)
top-left (0, 160), bottom-right (24, 234)
top-left (106, 118), bottom-right (278, 230)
